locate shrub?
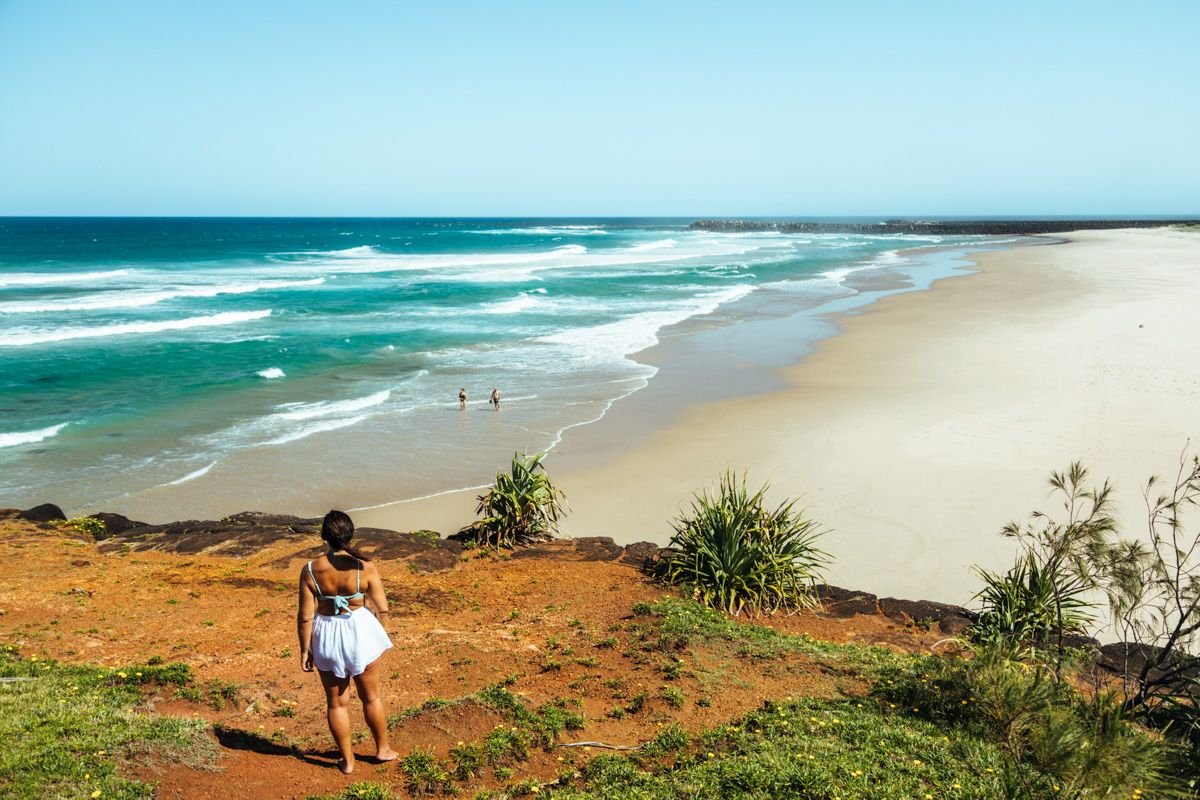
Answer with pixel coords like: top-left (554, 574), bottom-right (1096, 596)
top-left (875, 646), bottom-right (1178, 798)
top-left (65, 516), bottom-right (107, 539)
top-left (399, 749), bottom-right (450, 795)
top-left (972, 550), bottom-right (1093, 651)
top-left (653, 471), bottom-right (828, 616)
top-left (471, 452), bottom-right (567, 548)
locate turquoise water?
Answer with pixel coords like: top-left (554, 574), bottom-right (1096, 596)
top-left (0, 218), bottom-right (994, 520)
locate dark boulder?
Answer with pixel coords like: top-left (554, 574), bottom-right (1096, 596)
top-left (1097, 642), bottom-right (1200, 692)
top-left (572, 537), bottom-right (624, 562)
top-left (938, 616), bottom-right (974, 637)
top-left (88, 512), bottom-right (147, 538)
top-left (98, 511), bottom-right (319, 557)
top-left (879, 597), bottom-right (975, 626)
top-left (815, 585), bottom-right (879, 618)
top-left (621, 541), bottom-right (661, 571)
top-left (17, 503), bottom-right (66, 523)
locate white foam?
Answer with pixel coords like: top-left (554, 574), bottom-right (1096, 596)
top-left (480, 294), bottom-right (542, 314)
top-left (0, 269), bottom-right (131, 288)
top-left (274, 389), bottom-right (391, 421)
top-left (326, 245), bottom-right (383, 257)
top-left (0, 277), bottom-right (323, 314)
top-left (628, 238), bottom-right (677, 251)
top-left (257, 367), bottom-right (286, 380)
top-left (539, 284), bottom-right (756, 361)
top-left (0, 422), bottom-right (69, 448)
top-left (466, 226), bottom-right (608, 236)
top-left (0, 310), bottom-right (273, 347)
top-left (263, 414), bottom-right (372, 446)
top-left (163, 461), bottom-right (217, 486)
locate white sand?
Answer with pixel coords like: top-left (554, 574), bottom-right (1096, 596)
top-left (360, 229), bottom-right (1200, 607)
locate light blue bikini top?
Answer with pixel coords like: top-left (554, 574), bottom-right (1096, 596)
top-left (306, 559), bottom-right (364, 614)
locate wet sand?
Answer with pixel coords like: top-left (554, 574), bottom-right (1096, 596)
top-left (359, 229), bottom-right (1200, 606)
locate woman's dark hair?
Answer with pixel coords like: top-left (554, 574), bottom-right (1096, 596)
top-left (321, 510), bottom-right (370, 561)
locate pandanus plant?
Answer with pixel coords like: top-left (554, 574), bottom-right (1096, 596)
top-left (473, 452), bottom-right (567, 548)
top-left (654, 471), bottom-right (829, 616)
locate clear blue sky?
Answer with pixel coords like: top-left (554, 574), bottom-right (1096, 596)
top-left (1, 1), bottom-right (1196, 216)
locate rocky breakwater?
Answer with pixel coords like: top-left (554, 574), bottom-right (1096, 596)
top-left (690, 218), bottom-right (1200, 236)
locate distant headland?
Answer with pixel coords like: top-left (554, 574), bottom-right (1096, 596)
top-left (689, 218), bottom-right (1200, 235)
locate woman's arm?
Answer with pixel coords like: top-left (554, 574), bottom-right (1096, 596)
top-left (296, 570), bottom-right (316, 671)
top-left (364, 561), bottom-right (389, 627)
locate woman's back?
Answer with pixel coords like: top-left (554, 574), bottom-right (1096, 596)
top-left (306, 553), bottom-right (370, 615)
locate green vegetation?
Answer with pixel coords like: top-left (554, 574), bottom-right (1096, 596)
top-left (0, 647), bottom-right (214, 799)
top-left (64, 515), bottom-right (107, 539)
top-left (972, 550), bottom-right (1093, 653)
top-left (653, 471), bottom-right (828, 616)
top-left (471, 451), bottom-right (567, 548)
top-left (175, 677), bottom-right (242, 710)
top-left (971, 457), bottom-right (1200, 775)
top-left (306, 783), bottom-right (395, 800)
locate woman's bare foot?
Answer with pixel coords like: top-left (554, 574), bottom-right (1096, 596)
top-left (338, 757), bottom-right (355, 775)
top-left (375, 747), bottom-right (398, 763)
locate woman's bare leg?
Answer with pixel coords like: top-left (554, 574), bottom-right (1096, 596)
top-left (352, 658), bottom-right (397, 762)
top-left (319, 670), bottom-right (356, 773)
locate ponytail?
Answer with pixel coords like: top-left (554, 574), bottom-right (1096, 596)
top-left (321, 509), bottom-right (371, 562)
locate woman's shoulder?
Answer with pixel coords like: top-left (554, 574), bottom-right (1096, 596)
top-left (300, 554), bottom-right (330, 572)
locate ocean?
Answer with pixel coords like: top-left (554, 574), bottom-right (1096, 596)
top-left (0, 218), bottom-right (1003, 522)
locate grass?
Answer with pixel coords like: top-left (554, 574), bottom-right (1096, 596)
top-left (306, 783), bottom-right (395, 800)
top-left (637, 596), bottom-right (903, 672)
top-left (0, 646), bottom-right (215, 799)
top-left (299, 597), bottom-right (1185, 799)
top-left (553, 697), bottom-right (1012, 799)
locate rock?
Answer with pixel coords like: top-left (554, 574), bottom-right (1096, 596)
top-left (691, 218), bottom-right (1200, 236)
top-left (17, 503), bottom-right (66, 522)
top-left (511, 537), bottom-right (625, 562)
top-left (620, 541), bottom-right (661, 571)
top-left (87, 512), bottom-right (147, 538)
top-left (937, 616), bottom-right (974, 637)
top-left (1097, 642), bottom-right (1200, 692)
top-left (815, 585), bottom-right (878, 618)
top-left (92, 510), bottom-right (465, 574)
top-left (98, 511), bottom-right (319, 557)
top-left (879, 597), bottom-right (975, 626)
top-left (572, 537), bottom-right (624, 562)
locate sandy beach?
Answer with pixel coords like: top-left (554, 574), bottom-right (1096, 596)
top-left (359, 228), bottom-right (1200, 606)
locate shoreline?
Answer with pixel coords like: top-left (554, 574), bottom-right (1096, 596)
top-left (361, 228), bottom-right (1200, 607)
top-left (351, 237), bottom-right (1019, 532)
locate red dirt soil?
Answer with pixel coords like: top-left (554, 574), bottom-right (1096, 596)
top-left (0, 520), bottom-right (954, 799)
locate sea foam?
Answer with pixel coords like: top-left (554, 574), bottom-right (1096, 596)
top-left (539, 284), bottom-right (756, 361)
top-left (0, 269), bottom-right (131, 288)
top-left (273, 389), bottom-right (391, 421)
top-left (162, 461), bottom-right (217, 486)
top-left (257, 367), bottom-right (286, 379)
top-left (0, 422), bottom-right (69, 449)
top-left (0, 310), bottom-right (272, 347)
top-left (0, 278), bottom-right (323, 314)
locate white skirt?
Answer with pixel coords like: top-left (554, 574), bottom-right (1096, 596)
top-left (310, 607), bottom-right (393, 679)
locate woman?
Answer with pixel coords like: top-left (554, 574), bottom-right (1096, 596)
top-left (297, 510), bottom-right (397, 773)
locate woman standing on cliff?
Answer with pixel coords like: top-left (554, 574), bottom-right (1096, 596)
top-left (297, 510), bottom-right (397, 773)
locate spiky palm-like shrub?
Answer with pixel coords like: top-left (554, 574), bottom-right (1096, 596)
top-left (972, 551), bottom-right (1094, 651)
top-left (472, 452), bottom-right (566, 548)
top-left (654, 471), bottom-right (828, 616)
